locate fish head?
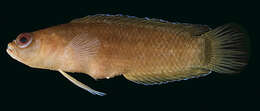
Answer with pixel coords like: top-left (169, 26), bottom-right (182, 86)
top-left (7, 32), bottom-right (41, 67)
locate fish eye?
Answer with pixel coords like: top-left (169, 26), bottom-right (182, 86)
top-left (16, 33), bottom-right (33, 48)
top-left (20, 36), bottom-right (28, 43)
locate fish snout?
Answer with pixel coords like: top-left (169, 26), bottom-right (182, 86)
top-left (6, 42), bottom-right (17, 56)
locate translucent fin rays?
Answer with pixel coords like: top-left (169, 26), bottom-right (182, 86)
top-left (58, 69), bottom-right (106, 96)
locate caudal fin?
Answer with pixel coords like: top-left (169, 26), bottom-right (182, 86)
top-left (201, 23), bottom-right (250, 74)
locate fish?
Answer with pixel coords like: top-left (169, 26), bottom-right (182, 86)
top-left (6, 14), bottom-right (250, 96)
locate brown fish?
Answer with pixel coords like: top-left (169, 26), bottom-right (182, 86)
top-left (6, 14), bottom-right (250, 96)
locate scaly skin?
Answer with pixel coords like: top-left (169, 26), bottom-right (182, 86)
top-left (28, 22), bottom-right (207, 79)
top-left (8, 17), bottom-right (208, 80)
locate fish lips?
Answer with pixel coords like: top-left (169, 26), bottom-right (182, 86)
top-left (7, 42), bottom-right (18, 60)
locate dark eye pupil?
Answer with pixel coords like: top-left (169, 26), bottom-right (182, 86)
top-left (20, 37), bottom-right (28, 43)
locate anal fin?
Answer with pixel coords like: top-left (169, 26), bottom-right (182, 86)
top-left (123, 68), bottom-right (211, 85)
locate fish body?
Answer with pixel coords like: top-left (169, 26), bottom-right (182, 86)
top-left (7, 15), bottom-right (249, 95)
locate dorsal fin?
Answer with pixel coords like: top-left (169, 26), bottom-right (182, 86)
top-left (70, 14), bottom-right (174, 25)
top-left (70, 14), bottom-right (210, 36)
top-left (123, 68), bottom-right (211, 85)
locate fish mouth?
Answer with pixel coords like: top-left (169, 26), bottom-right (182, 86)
top-left (7, 42), bottom-right (27, 65)
top-left (6, 43), bottom-right (18, 60)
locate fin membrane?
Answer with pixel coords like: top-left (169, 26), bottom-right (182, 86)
top-left (66, 33), bottom-right (100, 70)
top-left (70, 14), bottom-right (210, 36)
top-left (201, 23), bottom-right (250, 73)
top-left (123, 68), bottom-right (211, 85)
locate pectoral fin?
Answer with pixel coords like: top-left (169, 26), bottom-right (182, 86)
top-left (66, 33), bottom-right (100, 71)
top-left (58, 69), bottom-right (106, 96)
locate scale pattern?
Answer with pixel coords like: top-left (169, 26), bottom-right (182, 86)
top-left (75, 16), bottom-right (211, 84)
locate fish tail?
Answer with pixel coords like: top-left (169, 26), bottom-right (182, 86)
top-left (201, 23), bottom-right (250, 74)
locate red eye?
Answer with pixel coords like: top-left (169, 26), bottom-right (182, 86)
top-left (16, 33), bottom-right (33, 48)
